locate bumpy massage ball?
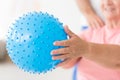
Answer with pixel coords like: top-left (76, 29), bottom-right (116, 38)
top-left (6, 12), bottom-right (67, 73)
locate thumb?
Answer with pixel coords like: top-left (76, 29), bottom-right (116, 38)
top-left (64, 25), bottom-right (75, 37)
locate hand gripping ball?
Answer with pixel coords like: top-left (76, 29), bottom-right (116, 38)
top-left (6, 12), bottom-right (67, 74)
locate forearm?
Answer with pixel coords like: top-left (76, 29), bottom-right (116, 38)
top-left (76, 0), bottom-right (96, 16)
top-left (85, 43), bottom-right (120, 70)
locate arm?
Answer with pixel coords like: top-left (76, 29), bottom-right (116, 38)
top-left (86, 43), bottom-right (120, 70)
top-left (76, 0), bottom-right (95, 17)
top-left (76, 0), bottom-right (104, 28)
top-left (51, 26), bottom-right (120, 70)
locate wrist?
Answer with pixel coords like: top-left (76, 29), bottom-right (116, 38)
top-left (83, 42), bottom-right (93, 59)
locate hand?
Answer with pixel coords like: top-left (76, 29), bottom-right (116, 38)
top-left (60, 57), bottom-right (81, 69)
top-left (85, 13), bottom-right (105, 29)
top-left (51, 25), bottom-right (89, 67)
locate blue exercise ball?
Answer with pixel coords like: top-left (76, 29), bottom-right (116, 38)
top-left (6, 12), bottom-right (67, 74)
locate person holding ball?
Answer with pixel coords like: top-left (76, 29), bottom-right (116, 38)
top-left (51, 0), bottom-right (120, 79)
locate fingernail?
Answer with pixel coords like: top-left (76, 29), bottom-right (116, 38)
top-left (52, 57), bottom-right (55, 60)
top-left (50, 51), bottom-right (54, 55)
top-left (53, 42), bottom-right (56, 45)
top-left (53, 41), bottom-right (59, 45)
top-left (50, 52), bottom-right (53, 55)
top-left (52, 57), bottom-right (54, 60)
top-left (53, 41), bottom-right (58, 45)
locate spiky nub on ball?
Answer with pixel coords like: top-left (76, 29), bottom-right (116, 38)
top-left (6, 12), bottom-right (67, 74)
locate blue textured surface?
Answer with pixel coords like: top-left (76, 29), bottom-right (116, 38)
top-left (6, 12), bottom-right (67, 73)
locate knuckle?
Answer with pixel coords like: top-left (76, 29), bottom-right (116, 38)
top-left (63, 42), bottom-right (66, 45)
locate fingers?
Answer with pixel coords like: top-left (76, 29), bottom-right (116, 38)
top-left (53, 40), bottom-right (70, 46)
top-left (94, 17), bottom-right (105, 28)
top-left (89, 22), bottom-right (95, 29)
top-left (89, 20), bottom-right (104, 29)
top-left (51, 47), bottom-right (69, 55)
top-left (97, 18), bottom-right (105, 27)
top-left (64, 25), bottom-right (76, 37)
top-left (62, 58), bottom-right (81, 68)
top-left (56, 58), bottom-right (70, 67)
top-left (53, 25), bottom-right (76, 47)
top-left (51, 47), bottom-right (70, 60)
top-left (87, 14), bottom-right (105, 29)
top-left (52, 54), bottom-right (69, 60)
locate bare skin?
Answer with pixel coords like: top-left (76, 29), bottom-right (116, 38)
top-left (76, 0), bottom-right (105, 29)
top-left (51, 26), bottom-right (120, 70)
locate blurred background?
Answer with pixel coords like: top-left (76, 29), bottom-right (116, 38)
top-left (0, 0), bottom-right (87, 80)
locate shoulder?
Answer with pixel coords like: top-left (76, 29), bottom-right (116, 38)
top-left (77, 27), bottom-right (104, 41)
top-left (77, 28), bottom-right (93, 41)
